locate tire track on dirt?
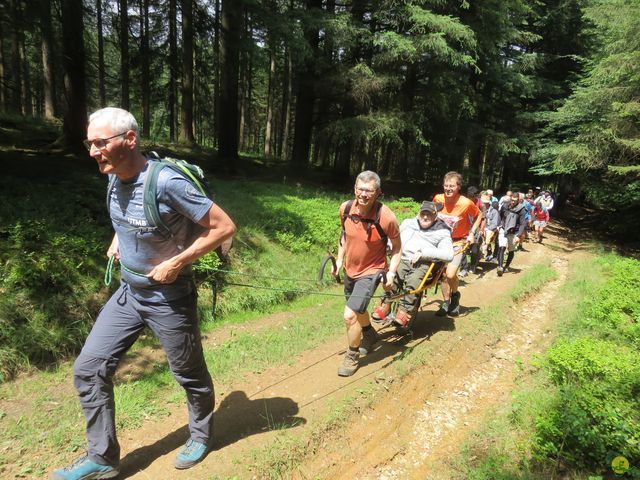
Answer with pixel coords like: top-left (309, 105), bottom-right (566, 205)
top-left (369, 255), bottom-right (569, 480)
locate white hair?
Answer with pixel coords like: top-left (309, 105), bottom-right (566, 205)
top-left (89, 107), bottom-right (139, 135)
top-left (355, 170), bottom-right (381, 189)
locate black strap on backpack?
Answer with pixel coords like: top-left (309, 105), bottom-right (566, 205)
top-left (340, 199), bottom-right (388, 246)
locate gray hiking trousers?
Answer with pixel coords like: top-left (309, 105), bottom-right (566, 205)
top-left (73, 283), bottom-right (214, 466)
top-left (382, 259), bottom-right (430, 312)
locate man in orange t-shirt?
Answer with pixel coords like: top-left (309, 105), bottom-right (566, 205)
top-left (333, 171), bottom-right (401, 377)
top-left (432, 171), bottom-right (483, 316)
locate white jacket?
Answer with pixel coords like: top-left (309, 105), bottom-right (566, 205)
top-left (399, 218), bottom-right (454, 263)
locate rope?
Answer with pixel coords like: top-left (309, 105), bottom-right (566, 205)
top-left (104, 257), bottom-right (147, 287)
top-left (222, 280), bottom-right (380, 299)
top-left (206, 268), bottom-right (325, 284)
top-left (104, 256), bottom-right (115, 286)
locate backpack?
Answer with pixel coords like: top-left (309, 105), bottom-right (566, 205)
top-left (503, 204), bottom-right (524, 233)
top-left (340, 199), bottom-right (388, 246)
top-left (106, 152), bottom-right (232, 258)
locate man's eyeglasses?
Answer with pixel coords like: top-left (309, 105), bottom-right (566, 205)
top-left (355, 186), bottom-right (377, 194)
top-left (83, 132), bottom-right (127, 151)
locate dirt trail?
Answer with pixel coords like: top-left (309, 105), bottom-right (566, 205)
top-left (306, 254), bottom-right (571, 480)
top-left (40, 227), bottom-right (583, 480)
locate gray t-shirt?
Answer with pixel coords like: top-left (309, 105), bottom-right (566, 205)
top-left (109, 161), bottom-right (213, 302)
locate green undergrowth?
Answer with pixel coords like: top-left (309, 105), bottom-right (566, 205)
top-left (454, 251), bottom-right (640, 480)
top-left (0, 167), bottom-right (421, 380)
top-left (243, 262), bottom-right (559, 479)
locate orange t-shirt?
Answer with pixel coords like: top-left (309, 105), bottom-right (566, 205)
top-left (340, 200), bottom-right (400, 279)
top-left (432, 193), bottom-right (480, 240)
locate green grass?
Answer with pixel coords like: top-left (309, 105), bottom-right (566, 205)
top-left (0, 163), bottom-right (420, 380)
top-left (452, 251), bottom-right (640, 480)
top-left (508, 262), bottom-right (558, 302)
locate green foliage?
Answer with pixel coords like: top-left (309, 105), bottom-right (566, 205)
top-left (570, 256), bottom-right (640, 346)
top-left (0, 175), bottom-right (111, 380)
top-left (454, 253), bottom-right (640, 479)
top-left (532, 254), bottom-right (640, 472)
top-left (535, 339), bottom-right (640, 470)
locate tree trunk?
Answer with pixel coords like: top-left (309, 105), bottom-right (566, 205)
top-left (96, 0), bottom-right (106, 107)
top-left (213, 0), bottom-right (220, 146)
top-left (238, 47), bottom-right (246, 150)
top-left (0, 34), bottom-right (5, 111)
top-left (168, 0), bottom-right (177, 141)
top-left (10, 0), bottom-right (22, 113)
top-left (19, 31), bottom-right (32, 116)
top-left (119, 0), bottom-right (129, 109)
top-left (397, 63), bottom-right (417, 182)
top-left (180, 0), bottom-right (194, 144)
top-left (245, 33), bottom-right (254, 152)
top-left (61, 0), bottom-right (87, 148)
top-left (291, 0), bottom-right (322, 168)
top-left (217, 0), bottom-right (242, 165)
top-left (278, 43), bottom-right (292, 160)
top-left (41, 0), bottom-right (56, 118)
top-left (263, 34), bottom-right (276, 158)
top-left (140, 0), bottom-right (150, 137)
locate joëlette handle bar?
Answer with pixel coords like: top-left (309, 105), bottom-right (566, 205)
top-left (318, 255), bottom-right (341, 284)
top-left (383, 261), bottom-right (438, 302)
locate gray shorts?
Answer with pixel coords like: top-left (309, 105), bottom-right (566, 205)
top-left (344, 272), bottom-right (381, 314)
top-left (448, 242), bottom-right (466, 269)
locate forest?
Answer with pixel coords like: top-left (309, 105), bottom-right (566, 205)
top-left (1, 1), bottom-right (640, 478)
top-left (1, 0), bottom-right (638, 234)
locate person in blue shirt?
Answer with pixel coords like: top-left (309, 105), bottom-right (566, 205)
top-left (50, 108), bottom-right (236, 480)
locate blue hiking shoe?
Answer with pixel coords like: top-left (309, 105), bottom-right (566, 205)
top-left (49, 455), bottom-right (119, 480)
top-left (174, 438), bottom-right (211, 469)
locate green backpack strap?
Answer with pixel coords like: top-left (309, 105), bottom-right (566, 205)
top-left (105, 174), bottom-right (117, 215)
top-left (143, 159), bottom-right (172, 237)
top-left (143, 155), bottom-right (210, 239)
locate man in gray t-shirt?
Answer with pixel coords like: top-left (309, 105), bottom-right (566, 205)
top-left (50, 108), bottom-right (236, 480)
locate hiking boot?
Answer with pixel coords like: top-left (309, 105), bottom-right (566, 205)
top-left (458, 269), bottom-right (469, 278)
top-left (371, 303), bottom-right (390, 323)
top-left (338, 349), bottom-right (360, 377)
top-left (359, 327), bottom-right (380, 355)
top-left (49, 456), bottom-right (119, 480)
top-left (435, 301), bottom-right (450, 317)
top-left (175, 438), bottom-right (211, 469)
top-left (448, 291), bottom-right (461, 316)
top-left (497, 266), bottom-right (504, 277)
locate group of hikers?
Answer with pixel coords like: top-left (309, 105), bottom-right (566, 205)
top-left (50, 107), bottom-right (552, 480)
top-left (331, 170), bottom-right (554, 378)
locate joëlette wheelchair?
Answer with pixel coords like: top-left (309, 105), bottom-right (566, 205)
top-left (318, 242), bottom-right (468, 334)
top-left (318, 255), bottom-right (445, 333)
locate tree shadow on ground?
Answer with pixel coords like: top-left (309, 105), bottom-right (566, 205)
top-left (117, 390), bottom-right (304, 477)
